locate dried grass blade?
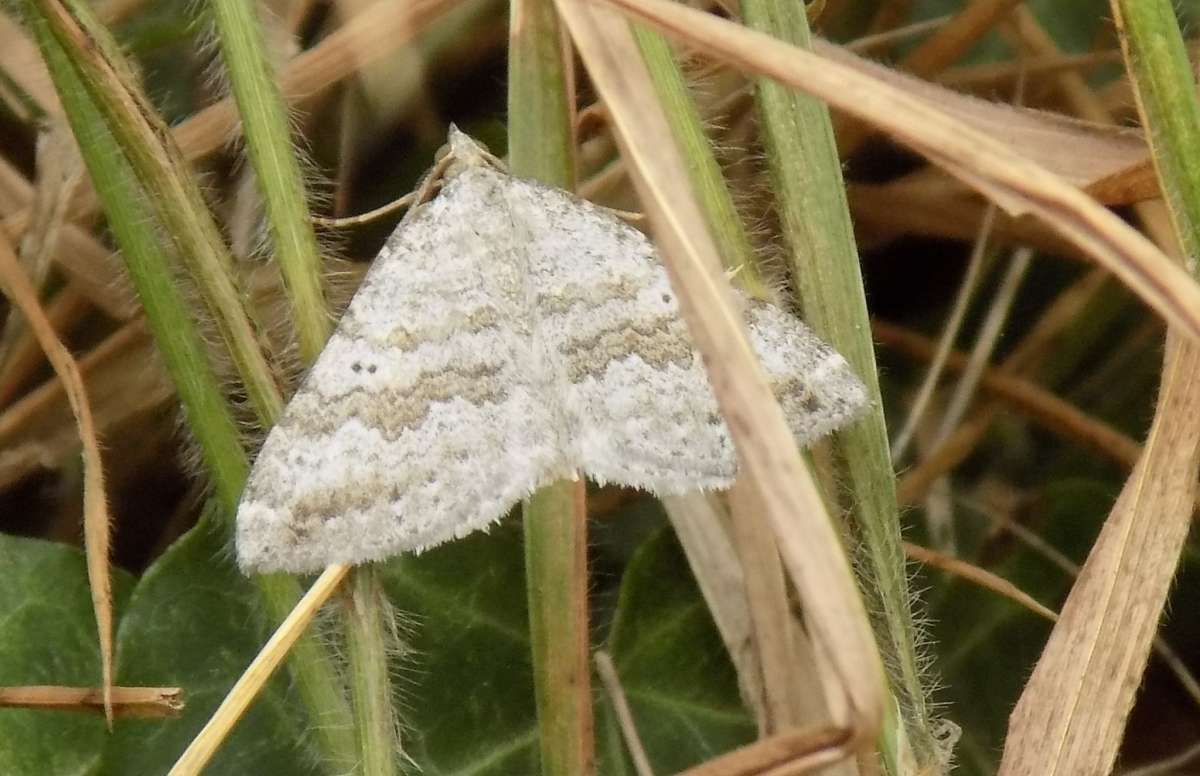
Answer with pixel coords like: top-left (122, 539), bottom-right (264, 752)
top-left (660, 493), bottom-right (767, 721)
top-left (595, 0), bottom-right (1200, 345)
top-left (0, 325), bottom-right (170, 494)
top-left (815, 39), bottom-right (1150, 195)
top-left (0, 11), bottom-right (62, 116)
top-left (727, 479), bottom-right (838, 738)
top-left (998, 336), bottom-right (1200, 775)
top-left (1086, 158), bottom-right (1159, 207)
top-left (554, 0), bottom-right (885, 749)
top-left (999, 1), bottom-right (1200, 771)
top-left (24, 6), bottom-right (361, 767)
top-left (874, 320), bottom-right (1143, 470)
top-left (836, 0), bottom-right (1024, 153)
top-left (31, 0), bottom-right (285, 424)
top-left (912, 511), bottom-right (1200, 716)
top-left (595, 651), bottom-right (655, 776)
top-left (890, 205), bottom-right (996, 462)
top-left (169, 563), bottom-right (351, 776)
top-left (173, 0), bottom-right (463, 164)
top-left (5, 0), bottom-right (467, 258)
top-left (675, 726), bottom-right (851, 776)
top-left (894, 267), bottom-right (1117, 506)
top-left (0, 207), bottom-right (137, 320)
top-left (0, 233), bottom-right (113, 724)
top-left (897, 0), bottom-right (1022, 80)
top-left (902, 542), bottom-right (1058, 623)
top-left (848, 180), bottom-right (1083, 261)
top-left (633, 9), bottom-right (815, 742)
top-left (932, 247), bottom-right (1031, 449)
top-left (0, 685), bottom-right (183, 718)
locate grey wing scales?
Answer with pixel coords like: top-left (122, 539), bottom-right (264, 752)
top-left (504, 174), bottom-right (867, 496)
top-left (236, 168), bottom-right (569, 573)
top-left (506, 176), bottom-right (736, 493)
top-left (744, 302), bottom-right (868, 447)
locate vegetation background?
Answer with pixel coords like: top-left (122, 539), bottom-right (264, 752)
top-left (0, 0), bottom-right (1198, 774)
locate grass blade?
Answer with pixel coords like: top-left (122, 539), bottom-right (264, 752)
top-left (555, 0), bottom-right (887, 759)
top-left (0, 232), bottom-right (112, 724)
top-left (509, 3), bottom-right (596, 772)
top-left (597, 0), bottom-right (1200, 345)
top-left (30, 0), bottom-right (284, 423)
top-left (20, 3), bottom-right (358, 767)
top-left (737, 0), bottom-right (935, 765)
top-left (1000, 5), bottom-right (1200, 774)
top-left (207, 0), bottom-right (329, 365)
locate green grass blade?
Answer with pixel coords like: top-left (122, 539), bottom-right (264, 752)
top-left (20, 3), bottom-right (359, 769)
top-left (507, 0), bottom-right (573, 186)
top-left (738, 0), bottom-right (937, 768)
top-left (205, 4), bottom-right (404, 772)
top-left (27, 20), bottom-right (249, 510)
top-left (1112, 2), bottom-right (1200, 264)
top-left (345, 565), bottom-right (400, 776)
top-left (31, 0), bottom-right (284, 424)
top-left (630, 27), bottom-right (769, 298)
top-left (207, 0), bottom-right (330, 364)
top-left (509, 2), bottom-right (595, 773)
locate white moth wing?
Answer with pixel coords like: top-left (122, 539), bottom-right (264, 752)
top-left (502, 175), bottom-right (733, 492)
top-left (236, 166), bottom-right (569, 573)
top-left (503, 174), bottom-right (868, 494)
top-left (743, 302), bottom-right (869, 445)
top-left (237, 129), bottom-right (869, 573)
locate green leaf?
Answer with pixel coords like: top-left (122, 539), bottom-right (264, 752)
top-left (379, 516), bottom-right (540, 774)
top-left (101, 512), bottom-right (318, 776)
top-left (379, 513), bottom-right (754, 775)
top-left (599, 528), bottom-right (755, 774)
top-left (0, 534), bottom-right (133, 776)
top-left (88, 505), bottom-right (752, 775)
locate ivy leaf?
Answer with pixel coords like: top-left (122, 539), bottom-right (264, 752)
top-left (379, 517), bottom-right (540, 774)
top-left (100, 511), bottom-right (317, 776)
top-left (379, 512), bottom-right (754, 775)
top-left (599, 527), bottom-right (755, 774)
top-left (0, 534), bottom-right (133, 776)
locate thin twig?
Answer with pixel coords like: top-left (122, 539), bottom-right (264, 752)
top-left (168, 564), bottom-right (351, 776)
top-left (957, 495), bottom-right (1200, 711)
top-left (902, 542), bottom-right (1056, 621)
top-left (594, 652), bottom-right (655, 776)
top-left (0, 232), bottom-right (112, 724)
top-left (847, 15), bottom-right (950, 54)
top-left (890, 205), bottom-right (996, 463)
top-left (875, 320), bottom-right (1143, 470)
top-left (310, 190), bottom-right (423, 229)
top-left (0, 685), bottom-right (183, 718)
top-left (933, 247), bottom-right (1032, 449)
top-left (676, 726), bottom-right (852, 776)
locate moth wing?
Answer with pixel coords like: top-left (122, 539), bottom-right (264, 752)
top-left (743, 301), bottom-right (869, 447)
top-left (505, 177), bottom-right (867, 495)
top-left (236, 167), bottom-right (569, 573)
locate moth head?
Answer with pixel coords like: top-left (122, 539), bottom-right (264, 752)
top-left (443, 125), bottom-right (504, 177)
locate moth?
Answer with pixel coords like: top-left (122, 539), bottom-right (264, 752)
top-left (236, 129), bottom-right (867, 573)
